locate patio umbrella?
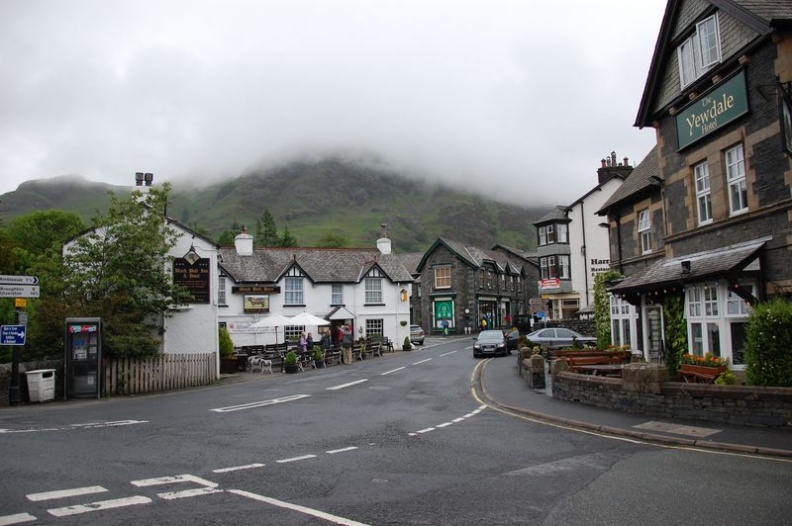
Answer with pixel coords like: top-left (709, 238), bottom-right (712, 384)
top-left (249, 313), bottom-right (294, 343)
top-left (290, 312), bottom-right (331, 327)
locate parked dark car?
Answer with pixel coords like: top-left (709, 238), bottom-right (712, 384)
top-left (409, 324), bottom-right (425, 345)
top-left (504, 329), bottom-right (520, 351)
top-left (473, 329), bottom-right (510, 358)
top-left (525, 327), bottom-right (597, 349)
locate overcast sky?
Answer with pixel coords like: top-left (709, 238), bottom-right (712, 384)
top-left (0, 0), bottom-right (666, 206)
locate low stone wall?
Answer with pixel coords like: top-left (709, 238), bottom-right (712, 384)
top-left (551, 365), bottom-right (792, 427)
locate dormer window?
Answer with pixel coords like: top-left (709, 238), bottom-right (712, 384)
top-left (678, 14), bottom-right (721, 90)
top-left (539, 223), bottom-right (567, 246)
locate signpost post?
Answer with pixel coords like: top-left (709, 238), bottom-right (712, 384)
top-left (1, 275), bottom-right (39, 406)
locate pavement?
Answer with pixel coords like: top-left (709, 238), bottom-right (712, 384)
top-left (475, 346), bottom-right (792, 459)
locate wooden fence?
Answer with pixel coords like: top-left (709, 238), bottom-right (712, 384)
top-left (103, 352), bottom-right (217, 396)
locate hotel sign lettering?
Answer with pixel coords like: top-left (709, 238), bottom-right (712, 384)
top-left (676, 71), bottom-right (748, 150)
top-left (173, 258), bottom-right (211, 303)
top-left (232, 285), bottom-right (281, 294)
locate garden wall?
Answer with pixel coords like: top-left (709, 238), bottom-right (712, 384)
top-left (550, 368), bottom-right (792, 427)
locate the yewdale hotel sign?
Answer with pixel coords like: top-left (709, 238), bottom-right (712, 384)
top-left (676, 70), bottom-right (748, 150)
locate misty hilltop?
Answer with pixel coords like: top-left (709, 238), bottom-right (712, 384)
top-left (1, 158), bottom-right (549, 252)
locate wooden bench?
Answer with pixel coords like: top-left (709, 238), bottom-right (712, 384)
top-left (678, 365), bottom-right (727, 384)
top-left (566, 355), bottom-right (625, 375)
top-left (324, 344), bottom-right (342, 366)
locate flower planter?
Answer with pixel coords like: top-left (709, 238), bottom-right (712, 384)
top-left (220, 357), bottom-right (237, 374)
top-left (679, 364), bottom-right (727, 383)
top-left (314, 360), bottom-right (325, 369)
top-left (284, 364), bottom-right (300, 374)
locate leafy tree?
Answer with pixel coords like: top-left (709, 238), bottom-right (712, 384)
top-left (6, 210), bottom-right (85, 255)
top-left (256, 209), bottom-right (279, 246)
top-left (317, 232), bottom-right (349, 248)
top-left (745, 297), bottom-right (792, 386)
top-left (60, 184), bottom-right (192, 358)
top-left (219, 327), bottom-right (234, 357)
top-left (662, 292), bottom-right (687, 373)
top-left (278, 227), bottom-right (298, 247)
top-left (216, 230), bottom-right (236, 246)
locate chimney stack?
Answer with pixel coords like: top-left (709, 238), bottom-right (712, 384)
top-left (234, 226), bottom-right (254, 256)
top-left (597, 151), bottom-right (633, 185)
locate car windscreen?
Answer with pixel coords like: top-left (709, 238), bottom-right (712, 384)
top-left (477, 331), bottom-right (504, 342)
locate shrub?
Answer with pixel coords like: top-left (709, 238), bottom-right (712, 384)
top-left (714, 371), bottom-right (737, 385)
top-left (745, 297), bottom-right (792, 387)
top-left (284, 351), bottom-right (298, 365)
top-left (218, 327), bottom-right (234, 358)
top-left (403, 336), bottom-right (412, 350)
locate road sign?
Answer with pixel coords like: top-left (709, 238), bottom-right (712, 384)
top-left (0, 285), bottom-right (40, 298)
top-left (0, 275), bottom-right (39, 285)
top-left (0, 325), bottom-right (26, 345)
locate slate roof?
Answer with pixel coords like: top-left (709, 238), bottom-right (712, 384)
top-left (534, 206), bottom-right (568, 225)
top-left (417, 238), bottom-right (532, 275)
top-left (219, 246), bottom-right (414, 284)
top-left (609, 237), bottom-right (768, 294)
top-left (636, 0), bottom-right (792, 128)
top-left (597, 146), bottom-right (660, 214)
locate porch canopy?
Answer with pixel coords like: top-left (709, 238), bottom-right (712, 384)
top-left (608, 238), bottom-right (767, 304)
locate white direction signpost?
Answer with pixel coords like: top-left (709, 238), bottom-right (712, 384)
top-left (0, 276), bottom-right (40, 298)
top-left (0, 284), bottom-right (40, 298)
top-left (0, 275), bottom-right (39, 285)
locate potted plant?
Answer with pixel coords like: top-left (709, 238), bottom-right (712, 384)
top-left (283, 351), bottom-right (300, 374)
top-left (403, 335), bottom-right (412, 351)
top-left (219, 327), bottom-right (238, 374)
top-left (312, 347), bottom-right (325, 369)
top-left (678, 353), bottom-right (728, 383)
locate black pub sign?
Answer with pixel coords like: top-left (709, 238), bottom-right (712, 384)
top-left (173, 258), bottom-right (211, 303)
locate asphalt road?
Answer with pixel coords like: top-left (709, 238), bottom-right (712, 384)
top-left (1, 339), bottom-right (790, 525)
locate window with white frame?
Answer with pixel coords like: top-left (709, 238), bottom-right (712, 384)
top-left (217, 276), bottom-right (227, 305)
top-left (677, 15), bottom-right (721, 89)
top-left (609, 295), bottom-right (635, 349)
top-left (726, 144), bottom-right (748, 215)
top-left (538, 224), bottom-right (555, 246)
top-left (687, 283), bottom-right (721, 357)
top-left (638, 209), bottom-right (652, 254)
top-left (284, 277), bottom-right (303, 305)
top-left (434, 267), bottom-right (451, 289)
top-left (365, 278), bottom-right (382, 304)
top-left (726, 282), bottom-right (754, 316)
top-left (557, 223), bottom-right (568, 243)
top-left (332, 284), bottom-right (343, 305)
top-left (540, 256), bottom-right (557, 280)
top-left (558, 255), bottom-right (570, 279)
top-left (694, 162), bottom-right (713, 225)
top-left (365, 318), bottom-right (383, 338)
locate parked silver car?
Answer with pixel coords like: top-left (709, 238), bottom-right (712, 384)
top-left (409, 324), bottom-right (425, 345)
top-left (525, 327), bottom-right (597, 349)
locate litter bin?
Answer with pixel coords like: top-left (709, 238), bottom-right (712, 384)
top-left (26, 369), bottom-right (56, 403)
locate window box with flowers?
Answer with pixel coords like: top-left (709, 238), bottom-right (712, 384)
top-left (678, 353), bottom-right (728, 384)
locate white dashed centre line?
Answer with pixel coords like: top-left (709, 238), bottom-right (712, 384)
top-left (326, 379), bottom-right (368, 391)
top-left (381, 367), bottom-right (406, 375)
top-left (276, 454), bottom-right (317, 464)
top-left (212, 463), bottom-right (265, 473)
top-left (412, 359), bottom-right (432, 365)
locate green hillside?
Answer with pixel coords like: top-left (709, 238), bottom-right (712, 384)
top-left (1, 159), bottom-right (548, 252)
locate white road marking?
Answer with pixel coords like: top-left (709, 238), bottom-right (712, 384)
top-left (27, 485), bottom-right (107, 502)
top-left (131, 474), bottom-right (218, 489)
top-left (326, 379), bottom-right (368, 391)
top-left (439, 350), bottom-right (458, 357)
top-left (212, 463), bottom-right (265, 473)
top-left (157, 488), bottom-right (224, 500)
top-left (1, 420), bottom-right (147, 434)
top-left (381, 367), bottom-right (406, 375)
top-left (437, 422), bottom-right (453, 428)
top-left (452, 417), bottom-right (465, 423)
top-left (0, 513), bottom-right (36, 525)
top-left (411, 359), bottom-right (432, 365)
top-left (210, 394), bottom-right (310, 412)
top-left (416, 427), bottom-right (435, 434)
top-left (327, 446), bottom-right (358, 454)
top-left (48, 496), bottom-right (151, 517)
top-left (410, 405), bottom-right (486, 435)
top-left (228, 489), bottom-right (371, 526)
top-left (276, 454), bottom-right (317, 464)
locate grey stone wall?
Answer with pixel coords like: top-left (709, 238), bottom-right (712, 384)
top-left (552, 371), bottom-right (792, 427)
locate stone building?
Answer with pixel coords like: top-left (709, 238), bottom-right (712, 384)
top-left (598, 0), bottom-right (792, 367)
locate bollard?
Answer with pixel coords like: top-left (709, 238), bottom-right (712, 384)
top-left (529, 353), bottom-right (546, 389)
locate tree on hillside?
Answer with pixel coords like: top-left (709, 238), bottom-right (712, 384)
top-left (60, 184), bottom-right (192, 357)
top-left (317, 232), bottom-right (349, 248)
top-left (256, 209), bottom-right (279, 246)
top-left (217, 230), bottom-right (236, 246)
top-left (278, 227), bottom-right (298, 247)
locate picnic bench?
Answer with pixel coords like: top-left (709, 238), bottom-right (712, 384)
top-left (323, 344), bottom-right (342, 366)
top-left (678, 365), bottom-right (727, 384)
top-left (566, 355), bottom-right (625, 376)
top-left (354, 340), bottom-right (383, 360)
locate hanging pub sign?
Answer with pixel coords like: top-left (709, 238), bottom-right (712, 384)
top-left (676, 70), bottom-right (749, 150)
top-left (173, 257), bottom-right (211, 303)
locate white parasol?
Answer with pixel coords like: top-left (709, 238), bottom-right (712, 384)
top-left (290, 312), bottom-right (331, 327)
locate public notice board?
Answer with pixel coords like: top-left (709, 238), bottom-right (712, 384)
top-left (173, 258), bottom-right (210, 303)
